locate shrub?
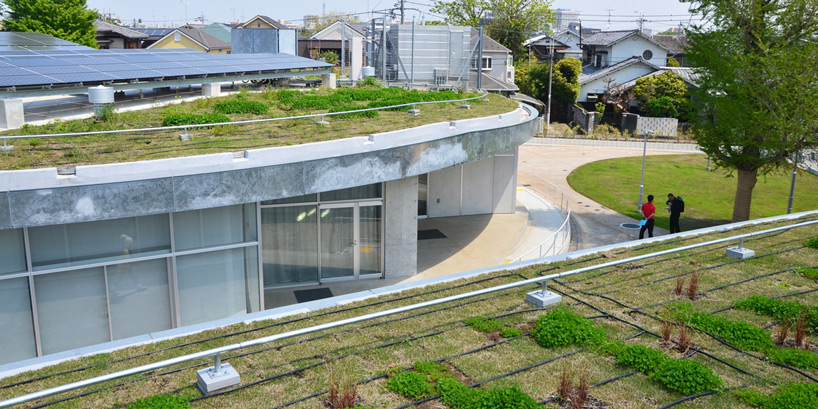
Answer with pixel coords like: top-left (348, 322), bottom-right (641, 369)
top-left (687, 312), bottom-right (775, 352)
top-left (161, 113), bottom-right (230, 127)
top-left (735, 296), bottom-right (817, 333)
top-left (796, 266), bottom-right (818, 279)
top-left (213, 100), bottom-right (268, 115)
top-left (531, 308), bottom-right (607, 348)
top-left (500, 327), bottom-right (524, 338)
top-left (414, 360), bottom-right (451, 382)
top-left (616, 345), bottom-right (668, 373)
top-left (128, 394), bottom-right (190, 409)
top-left (737, 383), bottom-right (818, 409)
top-left (464, 317), bottom-right (503, 333)
top-left (649, 359), bottom-right (724, 395)
top-left (386, 371), bottom-right (435, 400)
top-left (359, 76), bottom-right (382, 87)
top-left (805, 237), bottom-right (818, 249)
top-left (766, 348), bottom-right (818, 370)
top-left (436, 377), bottom-right (539, 409)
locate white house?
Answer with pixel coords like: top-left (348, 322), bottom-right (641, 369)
top-left (578, 57), bottom-right (662, 102)
top-left (582, 30), bottom-right (670, 69)
top-left (524, 30), bottom-right (583, 61)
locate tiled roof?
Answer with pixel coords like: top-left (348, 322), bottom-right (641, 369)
top-left (652, 35), bottom-right (688, 54)
top-left (579, 56), bottom-right (661, 85)
top-left (583, 30), bottom-right (637, 46)
top-left (200, 23), bottom-right (232, 43)
top-left (241, 15), bottom-right (289, 30)
top-left (177, 27), bottom-right (231, 50)
top-left (94, 20), bottom-right (148, 39)
top-left (470, 28), bottom-right (510, 53)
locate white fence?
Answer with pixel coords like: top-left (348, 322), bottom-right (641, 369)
top-left (513, 176), bottom-right (572, 262)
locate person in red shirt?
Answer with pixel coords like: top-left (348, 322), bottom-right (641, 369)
top-left (639, 195), bottom-right (656, 239)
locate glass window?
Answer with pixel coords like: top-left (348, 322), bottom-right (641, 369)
top-left (359, 206), bottom-right (382, 276)
top-left (261, 205), bottom-right (319, 287)
top-left (176, 248), bottom-right (257, 326)
top-left (107, 259), bottom-right (172, 340)
top-left (29, 215), bottom-right (170, 271)
top-left (261, 193), bottom-right (317, 206)
top-left (0, 278), bottom-right (36, 365)
top-left (35, 268), bottom-right (110, 355)
top-left (320, 184), bottom-right (382, 202)
top-left (173, 204), bottom-right (256, 251)
top-left (320, 207), bottom-right (355, 279)
top-left (0, 228), bottom-right (26, 275)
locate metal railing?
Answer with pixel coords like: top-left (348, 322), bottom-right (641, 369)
top-left (513, 176), bottom-right (572, 262)
top-left (3, 216), bottom-right (816, 407)
top-left (0, 92), bottom-right (491, 145)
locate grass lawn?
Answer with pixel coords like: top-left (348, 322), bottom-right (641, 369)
top-left (567, 154), bottom-right (818, 231)
top-left (0, 87), bottom-right (517, 170)
top-left (1, 216), bottom-right (817, 409)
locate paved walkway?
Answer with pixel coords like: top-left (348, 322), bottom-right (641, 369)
top-left (518, 139), bottom-right (705, 250)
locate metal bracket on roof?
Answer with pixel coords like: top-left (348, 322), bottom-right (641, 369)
top-left (1, 138), bottom-right (14, 151)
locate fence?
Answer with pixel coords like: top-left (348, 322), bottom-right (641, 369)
top-left (513, 176), bottom-right (572, 262)
top-left (1, 217), bottom-right (818, 407)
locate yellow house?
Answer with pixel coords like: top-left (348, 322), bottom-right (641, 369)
top-left (147, 26), bottom-right (230, 54)
top-left (238, 15), bottom-right (290, 30)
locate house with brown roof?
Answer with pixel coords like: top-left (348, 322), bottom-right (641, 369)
top-left (94, 20), bottom-right (148, 49)
top-left (147, 26), bottom-right (231, 54)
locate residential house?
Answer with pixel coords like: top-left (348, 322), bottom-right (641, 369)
top-left (200, 23), bottom-right (232, 44)
top-left (524, 30), bottom-right (583, 61)
top-left (653, 34), bottom-right (689, 66)
top-left (231, 15), bottom-right (297, 55)
top-left (577, 30), bottom-right (673, 103)
top-left (469, 29), bottom-right (517, 93)
top-left (130, 28), bottom-right (175, 48)
top-left (94, 20), bottom-right (147, 49)
top-left (147, 26), bottom-right (231, 54)
top-left (299, 21), bottom-right (366, 80)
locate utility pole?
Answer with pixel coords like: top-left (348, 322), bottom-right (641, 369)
top-left (787, 152), bottom-right (799, 214)
top-left (400, 0), bottom-right (405, 24)
top-left (477, 25), bottom-right (483, 90)
top-left (545, 34), bottom-right (553, 135)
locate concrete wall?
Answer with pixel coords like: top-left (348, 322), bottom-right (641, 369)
top-left (0, 105), bottom-right (538, 230)
top-left (621, 113), bottom-right (678, 137)
top-left (572, 104), bottom-right (596, 134)
top-left (426, 148), bottom-right (518, 218)
top-left (384, 176), bottom-right (418, 277)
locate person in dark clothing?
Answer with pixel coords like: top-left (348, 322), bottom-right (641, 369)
top-left (639, 195), bottom-right (656, 239)
top-left (666, 193), bottom-right (682, 234)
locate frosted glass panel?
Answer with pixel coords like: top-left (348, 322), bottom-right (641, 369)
top-left (174, 204), bottom-right (255, 251)
top-left (177, 248), bottom-right (252, 326)
top-left (261, 205), bottom-right (318, 286)
top-left (0, 228), bottom-right (26, 275)
top-left (0, 278), bottom-right (36, 365)
top-left (359, 206), bottom-right (382, 276)
top-left (29, 215), bottom-right (170, 270)
top-left (108, 259), bottom-right (172, 340)
top-left (320, 207), bottom-right (355, 279)
top-left (35, 268), bottom-right (110, 355)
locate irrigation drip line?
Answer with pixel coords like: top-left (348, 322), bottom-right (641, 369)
top-left (700, 264), bottom-right (802, 294)
top-left (24, 287), bottom-right (540, 408)
top-left (656, 381), bottom-right (759, 409)
top-left (0, 273), bottom-right (525, 391)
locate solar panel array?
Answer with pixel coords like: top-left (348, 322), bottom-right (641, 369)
top-left (0, 48), bottom-right (332, 88)
top-left (0, 32), bottom-right (94, 52)
top-left (130, 28), bottom-right (176, 37)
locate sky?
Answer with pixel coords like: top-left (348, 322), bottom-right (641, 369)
top-left (88, 0), bottom-right (698, 33)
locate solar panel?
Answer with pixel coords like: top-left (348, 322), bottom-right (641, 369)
top-left (0, 40), bottom-right (332, 89)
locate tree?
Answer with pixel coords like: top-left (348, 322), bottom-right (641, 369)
top-left (302, 11), bottom-right (360, 37)
top-left (682, 0), bottom-right (818, 222)
top-left (632, 71), bottom-right (690, 120)
top-left (666, 57), bottom-right (681, 67)
top-left (514, 57), bottom-right (580, 106)
top-left (2, 0), bottom-right (98, 48)
top-left (431, 0), bottom-right (555, 58)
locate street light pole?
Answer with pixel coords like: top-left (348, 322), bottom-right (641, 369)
top-left (545, 35), bottom-right (553, 136)
top-left (637, 129), bottom-right (654, 210)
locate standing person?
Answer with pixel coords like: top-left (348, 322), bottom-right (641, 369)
top-left (639, 195), bottom-right (656, 239)
top-left (666, 193), bottom-right (683, 234)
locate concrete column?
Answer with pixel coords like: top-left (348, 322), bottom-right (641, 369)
top-left (202, 83), bottom-right (221, 97)
top-left (321, 73), bottom-right (337, 89)
top-left (0, 99), bottom-right (25, 129)
top-left (384, 176), bottom-right (418, 278)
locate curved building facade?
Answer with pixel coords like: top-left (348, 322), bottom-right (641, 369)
top-left (0, 104), bottom-right (538, 365)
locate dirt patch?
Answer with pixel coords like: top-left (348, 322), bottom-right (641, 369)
top-left (780, 338), bottom-right (818, 353)
top-left (546, 394), bottom-right (613, 409)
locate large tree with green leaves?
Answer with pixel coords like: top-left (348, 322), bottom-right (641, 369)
top-left (3, 0), bottom-right (98, 48)
top-left (431, 0), bottom-right (554, 58)
top-left (683, 0), bottom-right (818, 222)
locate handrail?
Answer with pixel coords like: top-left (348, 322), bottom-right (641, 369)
top-left (0, 92), bottom-right (490, 141)
top-left (513, 176), bottom-right (572, 262)
top-left (2, 218), bottom-right (817, 407)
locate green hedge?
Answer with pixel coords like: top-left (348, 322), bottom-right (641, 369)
top-left (649, 359), bottom-right (724, 396)
top-left (734, 295), bottom-right (818, 333)
top-left (687, 312), bottom-right (775, 352)
top-left (436, 377), bottom-right (540, 409)
top-left (766, 348), bottom-right (818, 370)
top-left (616, 345), bottom-right (668, 373)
